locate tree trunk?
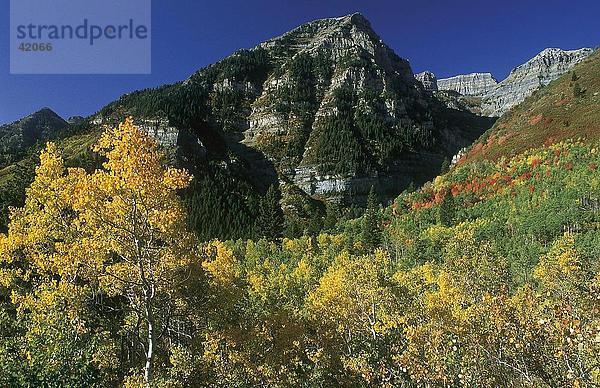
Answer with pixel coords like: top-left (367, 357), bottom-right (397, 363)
top-left (144, 291), bottom-right (155, 387)
top-left (144, 315), bottom-right (154, 386)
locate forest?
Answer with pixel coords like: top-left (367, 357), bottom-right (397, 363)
top-left (0, 118), bottom-right (598, 387)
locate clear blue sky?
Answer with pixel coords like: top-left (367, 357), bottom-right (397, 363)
top-left (1, 0), bottom-right (598, 124)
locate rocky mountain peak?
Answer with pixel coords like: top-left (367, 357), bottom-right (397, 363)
top-left (415, 47), bottom-right (594, 118)
top-left (25, 107), bottom-right (64, 122)
top-left (101, 14), bottom-right (493, 205)
top-left (258, 13), bottom-right (413, 80)
top-left (340, 12), bottom-right (373, 30)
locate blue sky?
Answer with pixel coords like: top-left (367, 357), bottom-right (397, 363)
top-left (1, 0), bottom-right (598, 124)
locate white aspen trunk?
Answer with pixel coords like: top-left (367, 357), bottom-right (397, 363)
top-left (144, 289), bottom-right (155, 388)
top-left (144, 315), bottom-right (154, 387)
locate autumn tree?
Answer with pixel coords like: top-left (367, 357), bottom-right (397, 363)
top-left (0, 118), bottom-right (197, 387)
top-left (306, 250), bottom-right (403, 385)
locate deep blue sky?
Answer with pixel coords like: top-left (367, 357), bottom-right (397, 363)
top-left (1, 0), bottom-right (598, 124)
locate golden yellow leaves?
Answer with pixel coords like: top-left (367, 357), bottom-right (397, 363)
top-left (1, 117), bottom-right (197, 300)
top-left (306, 251), bottom-right (399, 339)
top-left (535, 234), bottom-right (583, 288)
top-left (202, 241), bottom-right (240, 286)
top-left (164, 167), bottom-right (192, 190)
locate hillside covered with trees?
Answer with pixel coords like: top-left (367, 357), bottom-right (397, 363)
top-left (0, 116), bottom-right (598, 387)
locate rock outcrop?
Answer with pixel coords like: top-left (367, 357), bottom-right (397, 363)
top-left (481, 48), bottom-right (593, 116)
top-left (438, 73), bottom-right (498, 96)
top-left (416, 48), bottom-right (594, 118)
top-left (415, 71), bottom-right (438, 92)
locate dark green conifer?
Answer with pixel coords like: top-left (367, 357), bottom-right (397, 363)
top-left (255, 184), bottom-right (284, 241)
top-left (361, 186), bottom-right (381, 248)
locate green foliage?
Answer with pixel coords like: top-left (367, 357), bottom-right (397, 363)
top-left (1, 124), bottom-right (599, 386)
top-left (361, 186), bottom-right (381, 248)
top-left (183, 166), bottom-right (260, 241)
top-left (573, 82), bottom-right (584, 98)
top-left (436, 190), bottom-right (456, 226)
top-left (255, 184), bottom-right (285, 241)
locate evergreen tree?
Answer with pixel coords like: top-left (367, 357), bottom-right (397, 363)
top-left (437, 190), bottom-right (456, 226)
top-left (361, 186), bottom-right (381, 248)
top-left (306, 214), bottom-right (323, 237)
top-left (255, 184), bottom-right (284, 241)
top-left (440, 157), bottom-right (451, 175)
top-left (323, 200), bottom-right (340, 231)
top-left (573, 82), bottom-right (583, 98)
top-left (284, 215), bottom-right (304, 239)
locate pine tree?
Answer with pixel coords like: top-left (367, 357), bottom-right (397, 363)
top-left (361, 186), bottom-right (381, 249)
top-left (440, 157), bottom-right (451, 175)
top-left (571, 71), bottom-right (578, 82)
top-left (573, 82), bottom-right (583, 98)
top-left (323, 201), bottom-right (340, 231)
top-left (255, 184), bottom-right (284, 241)
top-left (437, 190), bottom-right (456, 226)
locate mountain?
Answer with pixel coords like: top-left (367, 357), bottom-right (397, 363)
top-left (94, 13), bottom-right (493, 205)
top-left (416, 48), bottom-right (593, 117)
top-left (0, 108), bottom-right (70, 168)
top-left (0, 13), bottom-right (495, 239)
top-left (0, 108), bottom-right (98, 232)
top-left (456, 49), bottom-right (600, 164)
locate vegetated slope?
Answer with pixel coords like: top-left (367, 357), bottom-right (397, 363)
top-left (458, 49), bottom-right (600, 165)
top-left (378, 134), bottom-right (600, 386)
top-left (0, 108), bottom-right (70, 169)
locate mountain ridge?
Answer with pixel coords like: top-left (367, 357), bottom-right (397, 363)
top-left (456, 48), bottom-right (600, 165)
top-left (416, 47), bottom-right (594, 117)
top-left (0, 107), bottom-right (70, 169)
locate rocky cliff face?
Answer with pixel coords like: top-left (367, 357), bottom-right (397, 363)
top-left (481, 48), bottom-right (593, 116)
top-left (415, 71), bottom-right (438, 92)
top-left (94, 13), bottom-right (493, 205)
top-left (416, 48), bottom-right (594, 118)
top-left (437, 73), bottom-right (498, 96)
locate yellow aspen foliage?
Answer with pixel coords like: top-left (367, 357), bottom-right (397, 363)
top-left (202, 241), bottom-right (241, 286)
top-left (396, 265), bottom-right (470, 385)
top-left (306, 250), bottom-right (401, 384)
top-left (534, 234), bottom-right (587, 297)
top-left (0, 118), bottom-right (198, 386)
